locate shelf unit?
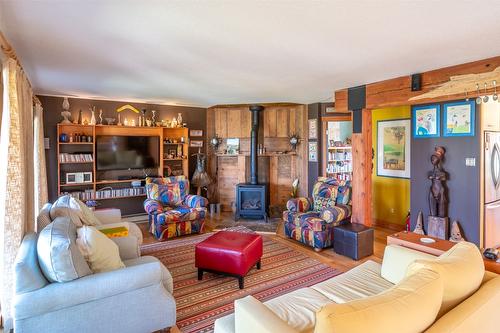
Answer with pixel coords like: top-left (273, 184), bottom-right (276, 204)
top-left (326, 146), bottom-right (352, 181)
top-left (57, 124), bottom-right (189, 202)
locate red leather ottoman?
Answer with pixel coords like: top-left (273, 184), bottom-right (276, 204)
top-left (195, 231), bottom-right (263, 289)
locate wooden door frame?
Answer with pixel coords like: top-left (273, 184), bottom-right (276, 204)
top-left (321, 114), bottom-right (352, 177)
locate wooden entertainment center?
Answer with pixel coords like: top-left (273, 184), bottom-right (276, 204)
top-left (56, 123), bottom-right (189, 204)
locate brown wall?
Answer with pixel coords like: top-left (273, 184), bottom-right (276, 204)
top-left (39, 95), bottom-right (206, 214)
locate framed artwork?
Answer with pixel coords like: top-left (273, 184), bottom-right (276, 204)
top-left (443, 100), bottom-right (475, 137)
top-left (190, 129), bottom-right (203, 137)
top-left (82, 172), bottom-right (93, 183)
top-left (308, 119), bottom-right (318, 139)
top-left (377, 119), bottom-right (411, 178)
top-left (308, 142), bottom-right (318, 162)
top-left (325, 106), bottom-right (335, 113)
top-left (190, 140), bottom-right (203, 147)
top-left (412, 104), bottom-right (440, 138)
top-left (226, 138), bottom-right (240, 155)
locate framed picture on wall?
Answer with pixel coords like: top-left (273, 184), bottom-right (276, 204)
top-left (190, 129), bottom-right (203, 137)
top-left (443, 100), bottom-right (475, 137)
top-left (308, 119), bottom-right (318, 139)
top-left (190, 140), bottom-right (203, 147)
top-left (412, 104), bottom-right (440, 138)
top-left (377, 119), bottom-right (411, 178)
top-left (308, 142), bottom-right (318, 162)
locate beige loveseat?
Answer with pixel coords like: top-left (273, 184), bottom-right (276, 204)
top-left (214, 242), bottom-right (500, 333)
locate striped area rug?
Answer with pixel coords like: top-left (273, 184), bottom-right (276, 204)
top-left (141, 232), bottom-right (342, 333)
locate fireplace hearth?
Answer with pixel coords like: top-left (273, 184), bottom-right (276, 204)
top-left (235, 104), bottom-right (268, 221)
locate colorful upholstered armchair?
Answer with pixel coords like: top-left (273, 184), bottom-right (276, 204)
top-left (283, 178), bottom-right (352, 251)
top-left (144, 176), bottom-right (208, 241)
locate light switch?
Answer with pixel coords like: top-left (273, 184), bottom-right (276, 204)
top-left (465, 158), bottom-right (476, 167)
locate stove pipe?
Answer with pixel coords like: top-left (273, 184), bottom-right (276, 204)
top-left (249, 105), bottom-right (264, 185)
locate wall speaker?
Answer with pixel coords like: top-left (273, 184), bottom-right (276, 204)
top-left (411, 74), bottom-right (422, 91)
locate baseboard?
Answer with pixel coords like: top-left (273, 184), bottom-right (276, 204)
top-left (372, 219), bottom-right (405, 232)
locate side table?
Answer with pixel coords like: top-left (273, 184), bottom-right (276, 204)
top-left (387, 231), bottom-right (500, 274)
top-left (333, 223), bottom-right (374, 260)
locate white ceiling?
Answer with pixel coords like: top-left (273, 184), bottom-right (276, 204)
top-left (1, 0), bottom-right (500, 107)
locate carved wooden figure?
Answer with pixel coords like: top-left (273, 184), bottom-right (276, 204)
top-left (428, 146), bottom-right (448, 218)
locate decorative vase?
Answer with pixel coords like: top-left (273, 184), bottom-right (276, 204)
top-left (77, 109), bottom-right (83, 125)
top-left (98, 109), bottom-right (103, 125)
top-left (90, 110), bottom-right (96, 125)
top-left (177, 113), bottom-right (183, 127)
top-left (60, 97), bottom-right (72, 124)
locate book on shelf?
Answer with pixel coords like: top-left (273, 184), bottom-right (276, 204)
top-left (59, 153), bottom-right (93, 163)
top-left (95, 187), bottom-right (146, 199)
top-left (61, 190), bottom-right (95, 201)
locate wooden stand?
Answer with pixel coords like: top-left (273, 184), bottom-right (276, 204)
top-left (427, 216), bottom-right (449, 240)
top-left (387, 231), bottom-right (500, 274)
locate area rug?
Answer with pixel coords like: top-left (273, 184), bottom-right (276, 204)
top-left (141, 232), bottom-right (341, 333)
top-left (213, 217), bottom-right (281, 233)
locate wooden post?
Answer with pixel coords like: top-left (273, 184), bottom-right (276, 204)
top-left (351, 109), bottom-right (372, 226)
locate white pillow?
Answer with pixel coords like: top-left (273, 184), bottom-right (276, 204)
top-left (50, 195), bottom-right (99, 227)
top-left (76, 226), bottom-right (125, 273)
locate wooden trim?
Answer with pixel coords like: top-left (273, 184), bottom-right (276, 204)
top-left (208, 102), bottom-right (303, 109)
top-left (351, 109), bottom-right (372, 226)
top-left (372, 219), bottom-right (406, 232)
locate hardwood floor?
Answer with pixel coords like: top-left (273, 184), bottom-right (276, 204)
top-left (138, 212), bottom-right (398, 272)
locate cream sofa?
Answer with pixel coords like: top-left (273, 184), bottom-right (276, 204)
top-left (214, 242), bottom-right (500, 333)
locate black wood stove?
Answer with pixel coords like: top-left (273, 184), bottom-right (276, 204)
top-left (235, 105), bottom-right (268, 221)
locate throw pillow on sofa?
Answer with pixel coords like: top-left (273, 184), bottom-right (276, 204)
top-left (37, 217), bottom-right (92, 283)
top-left (146, 182), bottom-right (182, 206)
top-left (76, 225), bottom-right (125, 273)
top-left (50, 195), bottom-right (99, 227)
top-left (406, 241), bottom-right (484, 317)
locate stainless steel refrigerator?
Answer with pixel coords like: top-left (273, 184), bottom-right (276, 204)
top-left (484, 131), bottom-right (500, 248)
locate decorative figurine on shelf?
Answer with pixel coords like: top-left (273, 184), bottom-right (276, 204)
top-left (151, 110), bottom-right (156, 124)
top-left (117, 114), bottom-right (122, 126)
top-left (413, 211), bottom-right (425, 235)
top-left (290, 178), bottom-right (299, 198)
top-left (60, 97), bottom-right (72, 124)
top-left (140, 109), bottom-right (147, 127)
top-left (89, 105), bottom-right (96, 125)
top-left (177, 113), bottom-right (183, 127)
top-left (289, 134), bottom-right (300, 151)
top-left (427, 146), bottom-right (449, 239)
top-left (449, 220), bottom-right (465, 242)
top-left (98, 109), bottom-right (103, 125)
top-left (191, 148), bottom-right (212, 195)
top-left (171, 117), bottom-right (178, 128)
top-left (77, 109), bottom-right (83, 125)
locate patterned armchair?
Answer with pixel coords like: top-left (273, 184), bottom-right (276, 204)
top-left (283, 178), bottom-right (352, 251)
top-left (144, 176), bottom-right (208, 241)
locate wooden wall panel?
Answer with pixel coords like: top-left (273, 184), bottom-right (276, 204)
top-left (276, 108), bottom-right (289, 137)
top-left (214, 108), bottom-right (228, 138)
top-left (226, 108), bottom-right (241, 137)
top-left (351, 109), bottom-right (372, 226)
top-left (217, 156), bottom-right (239, 211)
top-left (334, 89), bottom-right (348, 113)
top-left (240, 109), bottom-right (251, 138)
top-left (264, 108), bottom-right (277, 137)
top-left (289, 107), bottom-right (297, 135)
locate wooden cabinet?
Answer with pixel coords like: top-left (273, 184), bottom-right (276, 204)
top-left (214, 107), bottom-right (252, 138)
top-left (264, 106), bottom-right (298, 138)
top-left (214, 108), bottom-right (228, 138)
top-left (481, 100), bottom-right (500, 131)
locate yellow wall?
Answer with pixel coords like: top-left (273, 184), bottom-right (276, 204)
top-left (372, 106), bottom-right (411, 226)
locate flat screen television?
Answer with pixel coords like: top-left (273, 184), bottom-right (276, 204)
top-left (96, 135), bottom-right (159, 171)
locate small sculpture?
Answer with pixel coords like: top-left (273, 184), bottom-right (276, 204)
top-left (60, 97), bottom-right (72, 124)
top-left (151, 110), bottom-right (156, 124)
top-left (290, 178), bottom-right (299, 198)
top-left (89, 105), bottom-right (96, 125)
top-left (191, 149), bottom-right (212, 195)
top-left (449, 220), bottom-right (465, 242)
top-left (289, 134), bottom-right (300, 151)
top-left (413, 211), bottom-right (425, 235)
top-left (98, 109), bottom-right (103, 125)
top-left (171, 117), bottom-right (178, 128)
top-left (117, 114), bottom-right (122, 126)
top-left (428, 146), bottom-right (448, 218)
top-left (177, 113), bottom-right (183, 126)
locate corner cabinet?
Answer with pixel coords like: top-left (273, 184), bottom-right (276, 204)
top-left (56, 124), bottom-right (189, 203)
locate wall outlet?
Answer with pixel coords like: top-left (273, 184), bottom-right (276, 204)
top-left (465, 158), bottom-right (476, 167)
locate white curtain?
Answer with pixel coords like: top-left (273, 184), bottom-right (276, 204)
top-left (34, 102), bottom-right (48, 218)
top-left (0, 57), bottom-right (35, 329)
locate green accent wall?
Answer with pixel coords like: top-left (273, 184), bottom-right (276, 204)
top-left (372, 106), bottom-right (410, 225)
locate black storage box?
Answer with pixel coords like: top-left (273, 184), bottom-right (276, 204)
top-left (333, 223), bottom-right (374, 260)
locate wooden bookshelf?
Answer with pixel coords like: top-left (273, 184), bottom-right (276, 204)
top-left (57, 124), bottom-right (189, 202)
